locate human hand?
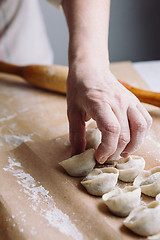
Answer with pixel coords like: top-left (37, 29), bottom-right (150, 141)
top-left (67, 60), bottom-right (152, 164)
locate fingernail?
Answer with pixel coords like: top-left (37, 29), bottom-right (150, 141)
top-left (120, 152), bottom-right (129, 158)
top-left (99, 157), bottom-right (107, 164)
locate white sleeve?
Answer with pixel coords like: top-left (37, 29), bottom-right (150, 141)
top-left (47, 0), bottom-right (63, 9)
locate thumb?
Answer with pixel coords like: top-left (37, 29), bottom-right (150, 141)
top-left (68, 110), bottom-right (86, 156)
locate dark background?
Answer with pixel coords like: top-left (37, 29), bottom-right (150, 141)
top-left (40, 0), bottom-right (160, 65)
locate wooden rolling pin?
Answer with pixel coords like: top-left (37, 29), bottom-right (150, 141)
top-left (0, 61), bottom-right (160, 107)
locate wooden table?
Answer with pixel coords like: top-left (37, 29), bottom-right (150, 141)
top-left (0, 62), bottom-right (160, 240)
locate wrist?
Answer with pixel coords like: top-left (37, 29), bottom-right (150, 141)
top-left (69, 40), bottom-right (109, 66)
top-left (69, 46), bottom-right (109, 71)
top-left (67, 55), bottom-right (113, 91)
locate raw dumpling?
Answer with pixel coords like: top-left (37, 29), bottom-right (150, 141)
top-left (81, 167), bottom-right (119, 196)
top-left (115, 155), bottom-right (145, 182)
top-left (147, 233), bottom-right (160, 240)
top-left (133, 166), bottom-right (160, 197)
top-left (156, 193), bottom-right (160, 202)
top-left (102, 186), bottom-right (141, 217)
top-left (86, 128), bottom-right (101, 150)
top-left (123, 201), bottom-right (160, 236)
top-left (59, 149), bottom-right (96, 177)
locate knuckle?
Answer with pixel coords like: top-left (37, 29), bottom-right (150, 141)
top-left (104, 123), bottom-right (120, 135)
top-left (119, 134), bottom-right (130, 145)
top-left (87, 89), bottom-right (102, 100)
top-left (134, 120), bottom-right (147, 132)
top-left (86, 89), bottom-right (107, 106)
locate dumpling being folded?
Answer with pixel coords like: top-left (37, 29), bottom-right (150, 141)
top-left (123, 201), bottom-right (160, 236)
top-left (81, 167), bottom-right (119, 196)
top-left (102, 186), bottom-right (141, 217)
top-left (86, 128), bottom-right (101, 150)
top-left (133, 166), bottom-right (160, 197)
top-left (115, 155), bottom-right (145, 182)
top-left (59, 149), bottom-right (96, 177)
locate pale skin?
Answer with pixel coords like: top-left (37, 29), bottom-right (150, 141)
top-left (62, 0), bottom-right (152, 164)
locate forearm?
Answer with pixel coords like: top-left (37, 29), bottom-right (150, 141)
top-left (62, 0), bottom-right (110, 66)
top-left (61, 0), bottom-right (152, 162)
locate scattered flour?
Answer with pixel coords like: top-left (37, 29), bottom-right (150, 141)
top-left (0, 113), bottom-right (17, 123)
top-left (2, 133), bottom-right (35, 146)
top-left (3, 156), bottom-right (83, 240)
top-left (146, 132), bottom-right (160, 162)
top-left (55, 137), bottom-right (61, 142)
top-left (0, 107), bottom-right (30, 124)
top-left (147, 134), bottom-right (160, 151)
top-left (30, 226), bottom-right (37, 236)
top-left (9, 123), bottom-right (17, 130)
top-left (64, 141), bottom-right (70, 146)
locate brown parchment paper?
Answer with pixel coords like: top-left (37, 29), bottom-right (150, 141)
top-left (0, 62), bottom-right (160, 240)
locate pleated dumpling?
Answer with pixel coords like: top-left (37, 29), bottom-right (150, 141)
top-left (133, 166), bottom-right (160, 197)
top-left (123, 201), bottom-right (160, 236)
top-left (81, 167), bottom-right (119, 196)
top-left (59, 149), bottom-right (96, 177)
top-left (115, 155), bottom-right (145, 182)
top-left (102, 186), bottom-right (141, 217)
top-left (86, 128), bottom-right (101, 150)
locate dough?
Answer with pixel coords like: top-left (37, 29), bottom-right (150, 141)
top-left (115, 155), bottom-right (145, 182)
top-left (59, 149), bottom-right (96, 177)
top-left (133, 166), bottom-right (160, 197)
top-left (102, 186), bottom-right (141, 217)
top-left (86, 128), bottom-right (101, 150)
top-left (156, 193), bottom-right (160, 202)
top-left (81, 167), bottom-right (119, 196)
top-left (123, 201), bottom-right (160, 236)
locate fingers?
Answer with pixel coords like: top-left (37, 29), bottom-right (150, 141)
top-left (136, 104), bottom-right (152, 136)
top-left (108, 110), bottom-right (130, 160)
top-left (67, 92), bottom-right (152, 163)
top-left (90, 104), bottom-right (121, 164)
top-left (68, 109), bottom-right (86, 156)
top-left (93, 103), bottom-right (151, 163)
top-left (122, 105), bottom-right (149, 155)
